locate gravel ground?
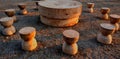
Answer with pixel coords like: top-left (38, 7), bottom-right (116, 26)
top-left (0, 0), bottom-right (120, 59)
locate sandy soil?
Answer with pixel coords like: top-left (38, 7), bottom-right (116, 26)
top-left (0, 0), bottom-right (120, 59)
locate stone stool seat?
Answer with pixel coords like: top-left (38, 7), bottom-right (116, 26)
top-left (87, 3), bottom-right (94, 8)
top-left (110, 14), bottom-right (120, 24)
top-left (5, 9), bottom-right (15, 17)
top-left (63, 29), bottom-right (79, 45)
top-left (100, 23), bottom-right (115, 36)
top-left (5, 9), bottom-right (17, 22)
top-left (18, 3), bottom-right (26, 10)
top-left (101, 7), bottom-right (110, 14)
top-left (0, 17), bottom-right (14, 27)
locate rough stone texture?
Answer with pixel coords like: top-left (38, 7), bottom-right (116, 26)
top-left (0, 0), bottom-right (120, 59)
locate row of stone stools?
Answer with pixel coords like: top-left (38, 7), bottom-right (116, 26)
top-left (0, 3), bottom-right (28, 36)
top-left (19, 27), bottom-right (80, 55)
top-left (87, 3), bottom-right (110, 20)
top-left (0, 2), bottom-right (35, 52)
top-left (0, 21), bottom-right (79, 55)
top-left (5, 3), bottom-right (28, 16)
top-left (87, 3), bottom-right (120, 44)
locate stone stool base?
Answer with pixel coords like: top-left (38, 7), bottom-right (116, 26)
top-left (20, 9), bottom-right (28, 15)
top-left (88, 8), bottom-right (93, 13)
top-left (102, 14), bottom-right (109, 20)
top-left (2, 26), bottom-right (16, 36)
top-left (62, 42), bottom-right (78, 55)
top-left (97, 33), bottom-right (112, 44)
top-left (22, 38), bottom-right (37, 51)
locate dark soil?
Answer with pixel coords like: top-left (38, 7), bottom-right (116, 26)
top-left (0, 0), bottom-right (120, 59)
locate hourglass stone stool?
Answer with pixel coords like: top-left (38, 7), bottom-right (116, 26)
top-left (18, 3), bottom-right (28, 15)
top-left (62, 29), bottom-right (79, 55)
top-left (100, 7), bottom-right (110, 20)
top-left (110, 14), bottom-right (120, 31)
top-left (4, 9), bottom-right (17, 22)
top-left (19, 27), bottom-right (37, 51)
top-left (0, 17), bottom-right (16, 36)
top-left (97, 23), bottom-right (115, 44)
top-left (87, 3), bottom-right (94, 13)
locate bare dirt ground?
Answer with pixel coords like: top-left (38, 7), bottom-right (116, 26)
top-left (0, 0), bottom-right (120, 59)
